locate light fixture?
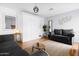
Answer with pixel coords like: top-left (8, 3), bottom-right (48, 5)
top-left (33, 4), bottom-right (39, 13)
top-left (49, 8), bottom-right (53, 11)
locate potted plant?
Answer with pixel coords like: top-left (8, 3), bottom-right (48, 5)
top-left (42, 25), bottom-right (48, 38)
top-left (43, 24), bottom-right (47, 32)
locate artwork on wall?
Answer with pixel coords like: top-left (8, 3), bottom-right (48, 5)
top-left (5, 16), bottom-right (16, 29)
top-left (59, 16), bottom-right (72, 25)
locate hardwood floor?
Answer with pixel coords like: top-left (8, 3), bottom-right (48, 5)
top-left (17, 37), bottom-right (48, 49)
top-left (17, 38), bottom-right (73, 56)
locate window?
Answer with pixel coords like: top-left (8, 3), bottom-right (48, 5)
top-left (48, 20), bottom-right (52, 32)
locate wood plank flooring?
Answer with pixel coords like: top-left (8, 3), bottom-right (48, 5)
top-left (17, 38), bottom-right (72, 56)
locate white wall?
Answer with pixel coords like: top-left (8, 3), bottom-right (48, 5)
top-left (0, 6), bottom-right (22, 35)
top-left (16, 11), bottom-right (23, 33)
top-left (22, 12), bottom-right (45, 42)
top-left (0, 6), bottom-right (45, 42)
top-left (49, 9), bottom-right (79, 43)
top-left (0, 13), bottom-right (3, 29)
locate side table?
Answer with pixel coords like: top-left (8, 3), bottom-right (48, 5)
top-left (69, 43), bottom-right (79, 56)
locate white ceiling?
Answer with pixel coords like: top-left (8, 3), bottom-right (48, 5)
top-left (0, 3), bottom-right (79, 17)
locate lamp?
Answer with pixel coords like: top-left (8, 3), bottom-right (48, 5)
top-left (33, 4), bottom-right (39, 13)
top-left (14, 29), bottom-right (21, 34)
top-left (14, 29), bottom-right (22, 43)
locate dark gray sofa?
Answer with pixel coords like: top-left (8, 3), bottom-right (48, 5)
top-left (0, 34), bottom-right (48, 56)
top-left (0, 34), bottom-right (29, 56)
top-left (48, 29), bottom-right (74, 45)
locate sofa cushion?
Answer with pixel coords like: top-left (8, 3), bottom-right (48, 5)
top-left (54, 29), bottom-right (62, 35)
top-left (0, 34), bottom-right (14, 43)
top-left (50, 34), bottom-right (72, 45)
top-left (0, 36), bottom-right (4, 42)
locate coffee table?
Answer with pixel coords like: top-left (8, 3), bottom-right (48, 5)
top-left (32, 42), bottom-right (45, 52)
top-left (31, 42), bottom-right (48, 56)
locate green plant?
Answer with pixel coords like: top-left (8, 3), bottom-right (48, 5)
top-left (43, 25), bottom-right (47, 32)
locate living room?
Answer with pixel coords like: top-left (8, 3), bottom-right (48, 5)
top-left (0, 3), bottom-right (79, 56)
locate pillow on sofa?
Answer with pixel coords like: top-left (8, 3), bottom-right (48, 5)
top-left (62, 29), bottom-right (73, 36)
top-left (54, 29), bottom-right (62, 35)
